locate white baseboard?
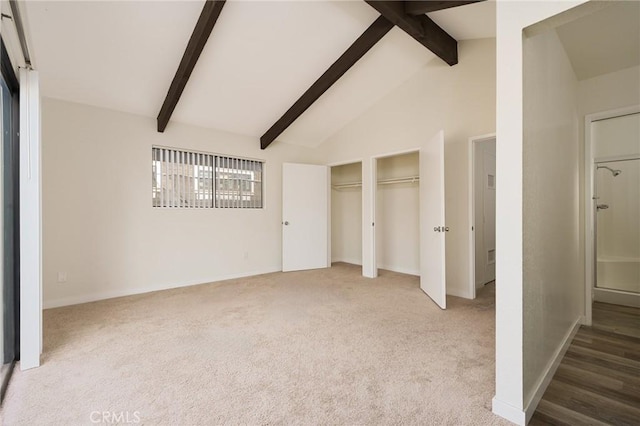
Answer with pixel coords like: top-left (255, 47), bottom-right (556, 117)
top-left (377, 263), bottom-right (419, 276)
top-left (331, 257), bottom-right (363, 266)
top-left (523, 315), bottom-right (584, 423)
top-left (43, 268), bottom-right (281, 309)
top-left (594, 288), bottom-right (640, 308)
top-left (492, 397), bottom-right (526, 426)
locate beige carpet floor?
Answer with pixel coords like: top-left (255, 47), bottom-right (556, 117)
top-left (1, 263), bottom-right (507, 425)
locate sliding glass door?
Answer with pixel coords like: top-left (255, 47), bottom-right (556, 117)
top-left (0, 70), bottom-right (5, 383)
top-left (0, 40), bottom-right (19, 400)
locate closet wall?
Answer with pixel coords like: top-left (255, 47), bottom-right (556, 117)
top-left (331, 162), bottom-right (362, 266)
top-left (376, 152), bottom-right (420, 275)
top-left (318, 38), bottom-right (495, 292)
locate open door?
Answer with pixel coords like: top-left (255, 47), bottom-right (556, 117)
top-left (420, 131), bottom-right (447, 309)
top-left (282, 163), bottom-right (329, 272)
top-left (483, 147), bottom-right (496, 282)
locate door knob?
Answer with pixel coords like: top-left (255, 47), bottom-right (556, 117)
top-left (283, 221), bottom-right (289, 225)
top-left (445, 227), bottom-right (450, 232)
top-left (434, 226), bottom-right (441, 232)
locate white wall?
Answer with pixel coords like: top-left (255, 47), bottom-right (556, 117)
top-left (319, 38), bottom-right (496, 296)
top-left (42, 97), bottom-right (323, 308)
top-left (579, 65), bottom-right (640, 117)
top-left (522, 27), bottom-right (583, 407)
top-left (494, 2), bottom-right (588, 424)
top-left (331, 162), bottom-right (362, 265)
top-left (592, 110), bottom-right (640, 159)
top-left (376, 152), bottom-right (419, 275)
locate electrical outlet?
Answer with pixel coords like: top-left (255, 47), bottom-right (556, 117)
top-left (57, 272), bottom-right (67, 283)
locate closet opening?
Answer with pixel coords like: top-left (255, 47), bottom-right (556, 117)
top-left (330, 162), bottom-right (363, 273)
top-left (375, 151), bottom-right (420, 276)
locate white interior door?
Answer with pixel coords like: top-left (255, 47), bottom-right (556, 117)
top-left (474, 143), bottom-right (486, 287)
top-left (420, 131), bottom-right (447, 309)
top-left (483, 149), bottom-right (496, 282)
top-left (282, 163), bottom-right (329, 272)
top-left (474, 139), bottom-right (496, 288)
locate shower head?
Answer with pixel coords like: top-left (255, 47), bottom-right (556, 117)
top-left (597, 165), bottom-right (622, 177)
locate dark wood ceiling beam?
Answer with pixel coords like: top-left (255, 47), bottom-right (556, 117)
top-left (157, 0), bottom-right (226, 132)
top-left (405, 1), bottom-right (485, 15)
top-left (364, 0), bottom-right (458, 65)
top-left (260, 15), bottom-right (394, 150)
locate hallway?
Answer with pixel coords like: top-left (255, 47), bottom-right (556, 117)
top-left (531, 302), bottom-right (640, 425)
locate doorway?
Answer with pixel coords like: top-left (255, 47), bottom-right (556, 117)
top-left (370, 131), bottom-right (448, 309)
top-left (594, 158), bottom-right (639, 299)
top-left (375, 151), bottom-right (420, 276)
top-left (586, 108), bottom-right (640, 319)
top-left (469, 135), bottom-right (496, 299)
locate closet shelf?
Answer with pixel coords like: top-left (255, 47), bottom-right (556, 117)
top-left (331, 175), bottom-right (420, 190)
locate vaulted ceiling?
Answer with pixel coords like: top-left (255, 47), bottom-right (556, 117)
top-left (24, 0), bottom-right (495, 148)
top-left (556, 0), bottom-right (640, 81)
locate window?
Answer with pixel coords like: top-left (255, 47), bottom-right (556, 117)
top-left (152, 147), bottom-right (263, 208)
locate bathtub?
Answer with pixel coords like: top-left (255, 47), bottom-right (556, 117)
top-left (595, 257), bottom-right (640, 307)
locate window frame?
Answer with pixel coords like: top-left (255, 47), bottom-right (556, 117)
top-left (151, 145), bottom-right (266, 210)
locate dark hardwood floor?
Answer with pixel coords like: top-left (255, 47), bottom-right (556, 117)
top-left (530, 302), bottom-right (640, 426)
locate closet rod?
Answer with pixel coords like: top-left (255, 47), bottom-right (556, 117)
top-left (331, 181), bottom-right (362, 189)
top-left (332, 175), bottom-right (420, 190)
top-left (378, 175), bottom-right (420, 185)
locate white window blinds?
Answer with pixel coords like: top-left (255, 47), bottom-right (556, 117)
top-left (152, 147), bottom-right (263, 209)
